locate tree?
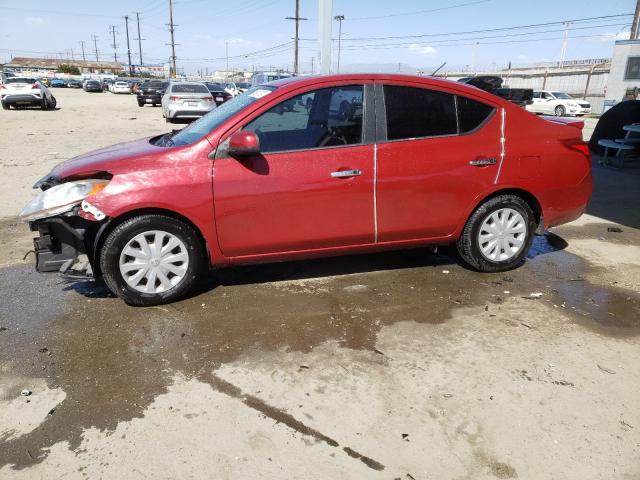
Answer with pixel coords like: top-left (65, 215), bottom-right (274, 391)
top-left (57, 64), bottom-right (81, 75)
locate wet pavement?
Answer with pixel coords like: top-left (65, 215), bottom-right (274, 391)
top-left (1, 219), bottom-right (640, 477)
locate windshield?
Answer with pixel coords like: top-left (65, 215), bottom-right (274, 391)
top-left (172, 83), bottom-right (209, 94)
top-left (167, 86), bottom-right (277, 147)
top-left (6, 77), bottom-right (36, 84)
top-left (551, 92), bottom-right (572, 99)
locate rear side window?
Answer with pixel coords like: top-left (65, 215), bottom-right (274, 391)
top-left (457, 96), bottom-right (495, 133)
top-left (172, 84), bottom-right (209, 94)
top-left (384, 85), bottom-right (457, 140)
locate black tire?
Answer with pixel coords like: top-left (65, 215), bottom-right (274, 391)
top-left (554, 105), bottom-right (565, 116)
top-left (456, 194), bottom-right (536, 273)
top-left (48, 96), bottom-right (57, 110)
top-left (1, 102), bottom-right (9, 110)
top-left (40, 98), bottom-right (48, 110)
top-left (138, 101), bottom-right (144, 107)
top-left (99, 215), bottom-right (206, 306)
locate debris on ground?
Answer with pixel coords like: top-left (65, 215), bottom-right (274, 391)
top-left (597, 364), bottom-right (616, 375)
top-left (502, 276), bottom-right (514, 283)
top-left (21, 389), bottom-right (32, 396)
top-left (373, 348), bottom-right (385, 355)
top-left (570, 276), bottom-right (585, 282)
top-left (48, 408), bottom-right (56, 416)
top-left (443, 393), bottom-right (453, 398)
top-left (0, 326), bottom-right (7, 332)
top-left (607, 226), bottom-right (623, 233)
top-left (524, 292), bottom-right (544, 299)
top-left (442, 270), bottom-right (450, 274)
top-left (299, 364), bottom-right (310, 369)
top-left (401, 433), bottom-right (410, 441)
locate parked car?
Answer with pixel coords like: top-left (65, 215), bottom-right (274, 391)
top-left (1, 77), bottom-right (57, 110)
top-left (19, 74), bottom-right (592, 306)
top-left (83, 80), bottom-right (103, 93)
top-left (137, 80), bottom-right (169, 107)
top-left (457, 76), bottom-right (533, 108)
top-left (39, 77), bottom-right (51, 87)
top-left (526, 90), bottom-right (591, 116)
top-left (67, 79), bottom-right (82, 88)
top-left (111, 81), bottom-right (132, 94)
top-left (0, 71), bottom-right (16, 84)
top-left (50, 79), bottom-right (68, 88)
top-left (224, 81), bottom-right (251, 96)
top-left (205, 82), bottom-right (232, 105)
top-left (251, 71), bottom-right (292, 86)
top-left (161, 82), bottom-right (215, 123)
top-left (102, 79), bottom-right (114, 91)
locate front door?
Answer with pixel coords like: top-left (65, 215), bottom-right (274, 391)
top-left (375, 82), bottom-right (502, 241)
top-left (213, 83), bottom-right (374, 258)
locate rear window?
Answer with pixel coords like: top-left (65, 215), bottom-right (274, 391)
top-left (172, 84), bottom-right (209, 94)
top-left (457, 96), bottom-right (495, 133)
top-left (384, 85), bottom-right (457, 140)
top-left (145, 81), bottom-right (166, 88)
top-left (5, 78), bottom-right (36, 84)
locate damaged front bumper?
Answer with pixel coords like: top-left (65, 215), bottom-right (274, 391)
top-left (29, 210), bottom-right (104, 279)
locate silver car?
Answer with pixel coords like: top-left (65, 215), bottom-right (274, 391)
top-left (161, 82), bottom-right (215, 123)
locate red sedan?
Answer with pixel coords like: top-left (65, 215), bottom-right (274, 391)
top-left (20, 74), bottom-right (592, 305)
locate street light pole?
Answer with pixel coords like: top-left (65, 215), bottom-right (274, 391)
top-left (334, 14), bottom-right (344, 73)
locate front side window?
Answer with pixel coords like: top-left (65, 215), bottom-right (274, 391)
top-left (243, 85), bottom-right (364, 153)
top-left (384, 85), bottom-right (457, 140)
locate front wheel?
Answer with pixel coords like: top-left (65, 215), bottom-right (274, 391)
top-left (99, 215), bottom-right (206, 306)
top-left (1, 102), bottom-right (9, 110)
top-left (554, 105), bottom-right (565, 116)
top-left (456, 195), bottom-right (536, 272)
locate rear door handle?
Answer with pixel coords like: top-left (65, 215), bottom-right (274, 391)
top-left (469, 157), bottom-right (497, 166)
top-left (331, 169), bottom-right (362, 178)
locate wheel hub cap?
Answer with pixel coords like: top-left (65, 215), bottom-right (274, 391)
top-left (119, 230), bottom-right (189, 294)
top-left (478, 208), bottom-right (527, 262)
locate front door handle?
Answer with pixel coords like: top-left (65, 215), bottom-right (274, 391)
top-left (469, 157), bottom-right (497, 167)
top-left (331, 169), bottom-right (362, 178)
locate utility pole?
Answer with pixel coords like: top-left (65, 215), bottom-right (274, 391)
top-left (79, 41), bottom-right (87, 62)
top-left (109, 25), bottom-right (119, 63)
top-left (318, 0), bottom-right (333, 73)
top-left (311, 56), bottom-right (314, 74)
top-left (226, 41), bottom-right (229, 74)
top-left (286, 0), bottom-right (307, 74)
top-left (124, 16), bottom-right (133, 75)
top-left (70, 48), bottom-right (75, 61)
top-left (134, 12), bottom-right (145, 67)
top-left (91, 35), bottom-right (99, 62)
top-left (632, 0), bottom-right (640, 39)
top-left (167, 0), bottom-right (177, 77)
top-left (334, 14), bottom-right (344, 73)
top-left (559, 21), bottom-right (570, 65)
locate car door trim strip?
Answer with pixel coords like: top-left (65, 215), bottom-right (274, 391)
top-left (494, 107), bottom-right (506, 184)
top-left (374, 143), bottom-right (379, 243)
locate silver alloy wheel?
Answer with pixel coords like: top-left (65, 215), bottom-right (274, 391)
top-left (119, 230), bottom-right (189, 294)
top-left (477, 208), bottom-right (527, 262)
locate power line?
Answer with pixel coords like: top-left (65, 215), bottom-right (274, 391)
top-left (338, 13), bottom-right (633, 42)
top-left (348, 0), bottom-right (491, 21)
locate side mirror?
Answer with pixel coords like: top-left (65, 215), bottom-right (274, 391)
top-left (228, 131), bottom-right (260, 157)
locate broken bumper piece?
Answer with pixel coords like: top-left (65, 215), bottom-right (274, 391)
top-left (30, 214), bottom-right (99, 278)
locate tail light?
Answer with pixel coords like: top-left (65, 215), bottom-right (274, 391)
top-left (169, 96), bottom-right (182, 101)
top-left (202, 97), bottom-right (213, 102)
top-left (32, 83), bottom-right (40, 89)
top-left (569, 143), bottom-right (590, 157)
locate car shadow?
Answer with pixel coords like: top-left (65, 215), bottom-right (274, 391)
top-left (63, 234), bottom-right (569, 303)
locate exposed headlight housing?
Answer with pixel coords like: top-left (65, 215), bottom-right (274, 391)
top-left (20, 179), bottom-right (109, 221)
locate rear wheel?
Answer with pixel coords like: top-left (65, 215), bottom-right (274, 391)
top-left (456, 195), bottom-right (536, 272)
top-left (100, 215), bottom-right (205, 306)
top-left (138, 100), bottom-right (144, 107)
top-left (48, 96), bottom-right (57, 109)
top-left (1, 102), bottom-right (9, 110)
top-left (554, 105), bottom-right (565, 116)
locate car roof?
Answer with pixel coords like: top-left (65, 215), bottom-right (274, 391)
top-left (265, 73), bottom-right (513, 106)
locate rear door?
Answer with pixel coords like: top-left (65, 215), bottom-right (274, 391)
top-left (375, 81), bottom-right (502, 241)
top-left (213, 82), bottom-right (375, 257)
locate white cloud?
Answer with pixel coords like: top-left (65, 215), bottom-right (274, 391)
top-left (25, 16), bottom-right (45, 26)
top-left (408, 44), bottom-right (436, 55)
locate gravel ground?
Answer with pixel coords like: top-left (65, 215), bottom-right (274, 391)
top-left (0, 89), bottom-right (638, 479)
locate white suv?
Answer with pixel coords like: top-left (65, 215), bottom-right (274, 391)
top-left (526, 90), bottom-right (591, 117)
top-left (0, 77), bottom-right (57, 110)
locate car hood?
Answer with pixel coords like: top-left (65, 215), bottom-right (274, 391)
top-left (51, 137), bottom-right (162, 179)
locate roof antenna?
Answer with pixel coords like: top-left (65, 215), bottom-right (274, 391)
top-left (431, 62), bottom-right (447, 76)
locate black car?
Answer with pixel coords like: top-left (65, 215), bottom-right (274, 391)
top-left (137, 80), bottom-right (168, 107)
top-left (204, 82), bottom-right (232, 106)
top-left (83, 80), bottom-right (103, 93)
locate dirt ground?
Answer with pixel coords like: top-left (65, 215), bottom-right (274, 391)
top-left (1, 89), bottom-right (639, 479)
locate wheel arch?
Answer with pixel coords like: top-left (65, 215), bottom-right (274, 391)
top-left (91, 207), bottom-right (212, 277)
top-left (462, 188), bottom-right (544, 237)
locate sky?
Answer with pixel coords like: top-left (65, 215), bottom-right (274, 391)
top-left (0, 0), bottom-right (636, 75)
